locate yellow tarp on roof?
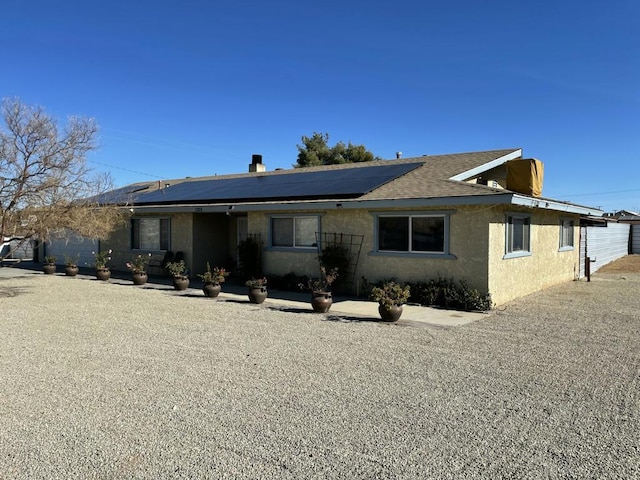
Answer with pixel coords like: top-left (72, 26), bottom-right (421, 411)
top-left (506, 159), bottom-right (544, 197)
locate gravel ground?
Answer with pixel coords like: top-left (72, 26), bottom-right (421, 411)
top-left (0, 263), bottom-right (639, 479)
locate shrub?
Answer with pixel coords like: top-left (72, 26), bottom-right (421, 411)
top-left (362, 275), bottom-right (492, 312)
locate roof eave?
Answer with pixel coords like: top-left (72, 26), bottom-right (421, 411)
top-left (128, 192), bottom-right (602, 216)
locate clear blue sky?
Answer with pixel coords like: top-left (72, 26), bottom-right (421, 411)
top-left (2, 0), bottom-right (638, 212)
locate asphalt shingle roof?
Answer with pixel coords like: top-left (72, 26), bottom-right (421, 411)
top-left (106, 149), bottom-right (522, 206)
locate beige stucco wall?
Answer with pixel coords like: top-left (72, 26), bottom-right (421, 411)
top-left (102, 219), bottom-right (130, 272)
top-left (250, 206), bottom-right (493, 296)
top-left (488, 208), bottom-right (580, 305)
top-left (104, 213), bottom-right (195, 275)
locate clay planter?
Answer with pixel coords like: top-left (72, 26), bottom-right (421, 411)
top-left (378, 304), bottom-right (403, 322)
top-left (202, 282), bottom-right (222, 298)
top-left (43, 264), bottom-right (57, 275)
top-left (172, 275), bottom-right (190, 291)
top-left (132, 272), bottom-right (148, 285)
top-left (247, 287), bottom-right (267, 304)
top-left (95, 268), bottom-right (111, 281)
top-left (65, 265), bottom-right (79, 277)
top-left (311, 291), bottom-right (333, 313)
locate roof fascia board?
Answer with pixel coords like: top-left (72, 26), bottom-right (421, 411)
top-left (449, 149), bottom-right (522, 181)
top-left (510, 194), bottom-right (602, 216)
top-left (129, 193), bottom-right (601, 216)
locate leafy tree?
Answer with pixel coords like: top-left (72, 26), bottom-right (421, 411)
top-left (294, 132), bottom-right (381, 167)
top-left (0, 98), bottom-right (125, 260)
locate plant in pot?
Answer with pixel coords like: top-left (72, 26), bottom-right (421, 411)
top-left (92, 249), bottom-right (112, 281)
top-left (166, 260), bottom-right (190, 291)
top-left (370, 281), bottom-right (411, 322)
top-left (126, 253), bottom-right (152, 285)
top-left (198, 262), bottom-right (229, 298)
top-left (299, 267), bottom-right (338, 313)
top-left (43, 255), bottom-right (57, 274)
top-left (245, 277), bottom-right (268, 304)
top-left (64, 254), bottom-right (80, 277)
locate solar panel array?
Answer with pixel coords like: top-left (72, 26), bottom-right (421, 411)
top-left (134, 162), bottom-right (424, 205)
top-left (93, 183), bottom-right (155, 205)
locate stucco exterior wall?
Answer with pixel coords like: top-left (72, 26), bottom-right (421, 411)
top-left (488, 208), bottom-right (580, 305)
top-left (170, 213), bottom-right (194, 273)
top-left (103, 220), bottom-right (131, 272)
top-left (104, 213), bottom-right (194, 274)
top-left (248, 210), bottom-right (320, 277)
top-left (252, 206), bottom-right (492, 296)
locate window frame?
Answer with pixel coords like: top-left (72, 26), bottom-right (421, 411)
top-left (131, 217), bottom-right (171, 252)
top-left (504, 212), bottom-right (532, 259)
top-left (559, 217), bottom-right (575, 251)
top-left (268, 214), bottom-right (320, 251)
top-left (371, 211), bottom-right (455, 258)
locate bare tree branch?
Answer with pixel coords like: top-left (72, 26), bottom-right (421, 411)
top-left (0, 98), bottom-right (126, 260)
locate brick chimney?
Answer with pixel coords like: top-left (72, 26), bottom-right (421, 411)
top-left (249, 154), bottom-right (266, 173)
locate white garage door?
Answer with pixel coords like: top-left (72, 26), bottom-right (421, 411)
top-left (45, 230), bottom-right (100, 267)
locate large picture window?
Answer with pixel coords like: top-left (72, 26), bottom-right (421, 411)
top-left (505, 213), bottom-right (531, 257)
top-left (270, 216), bottom-right (318, 248)
top-left (559, 218), bottom-right (575, 250)
top-left (377, 214), bottom-right (447, 254)
top-left (132, 218), bottom-right (170, 251)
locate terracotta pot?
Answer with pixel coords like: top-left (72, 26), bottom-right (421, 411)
top-left (132, 272), bottom-right (148, 285)
top-left (378, 304), bottom-right (403, 322)
top-left (172, 275), bottom-right (190, 291)
top-left (95, 268), bottom-right (111, 281)
top-left (65, 265), bottom-right (79, 277)
top-left (311, 291), bottom-right (333, 313)
top-left (248, 287), bottom-right (267, 304)
top-left (203, 282), bottom-right (222, 298)
top-left (43, 264), bottom-right (56, 275)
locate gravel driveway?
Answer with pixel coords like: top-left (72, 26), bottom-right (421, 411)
top-left (0, 263), bottom-right (639, 479)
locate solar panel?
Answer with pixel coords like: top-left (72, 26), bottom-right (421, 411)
top-left (134, 162), bottom-right (423, 205)
top-left (93, 183), bottom-right (155, 205)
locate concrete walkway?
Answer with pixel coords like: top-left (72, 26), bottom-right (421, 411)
top-left (124, 273), bottom-right (487, 328)
top-left (1, 263), bottom-right (487, 328)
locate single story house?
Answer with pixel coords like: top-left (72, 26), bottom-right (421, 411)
top-left (58, 149), bottom-right (603, 306)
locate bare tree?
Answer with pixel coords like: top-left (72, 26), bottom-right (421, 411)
top-left (0, 98), bottom-right (126, 260)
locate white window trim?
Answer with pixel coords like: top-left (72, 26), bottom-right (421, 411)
top-left (503, 212), bottom-right (532, 259)
top-left (267, 214), bottom-right (321, 251)
top-left (559, 217), bottom-right (575, 252)
top-left (370, 210), bottom-right (456, 259)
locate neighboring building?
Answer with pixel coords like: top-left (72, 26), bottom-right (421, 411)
top-left (83, 149), bottom-right (602, 306)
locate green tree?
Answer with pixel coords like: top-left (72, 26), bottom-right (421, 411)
top-left (0, 98), bottom-right (126, 260)
top-left (294, 132), bottom-right (381, 168)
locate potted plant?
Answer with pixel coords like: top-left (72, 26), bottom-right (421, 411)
top-left (299, 267), bottom-right (338, 313)
top-left (245, 277), bottom-right (267, 304)
top-left (92, 250), bottom-right (112, 281)
top-left (166, 260), bottom-right (189, 291)
top-left (126, 253), bottom-right (152, 285)
top-left (370, 281), bottom-right (411, 322)
top-left (198, 262), bottom-right (229, 298)
top-left (43, 255), bottom-right (57, 274)
top-left (64, 254), bottom-right (80, 277)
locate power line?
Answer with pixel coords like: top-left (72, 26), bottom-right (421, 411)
top-left (89, 160), bottom-right (164, 179)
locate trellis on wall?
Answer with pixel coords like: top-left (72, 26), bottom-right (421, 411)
top-left (315, 232), bottom-right (364, 293)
